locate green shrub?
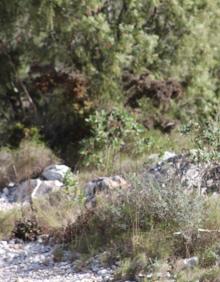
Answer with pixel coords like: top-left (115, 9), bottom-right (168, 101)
top-left (2, 0), bottom-right (220, 164)
top-left (115, 253), bottom-right (150, 281)
top-left (177, 267), bottom-right (220, 282)
top-left (63, 171), bottom-right (86, 204)
top-left (194, 116), bottom-right (220, 161)
top-left (68, 174), bottom-right (204, 258)
top-left (199, 267), bottom-right (220, 282)
top-left (200, 249), bottom-right (218, 268)
top-left (127, 175), bottom-right (204, 229)
top-left (79, 109), bottom-right (150, 167)
top-left (180, 115), bottom-right (220, 162)
top-left (0, 208), bottom-right (23, 240)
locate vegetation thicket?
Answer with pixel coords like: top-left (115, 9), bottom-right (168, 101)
top-left (1, 0), bottom-right (220, 166)
top-left (2, 1), bottom-right (220, 281)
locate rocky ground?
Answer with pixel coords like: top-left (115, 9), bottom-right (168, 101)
top-left (0, 239), bottom-right (118, 282)
top-left (0, 165), bottom-right (131, 282)
top-left (0, 237), bottom-right (201, 282)
top-left (2, 151), bottom-right (220, 212)
top-left (1, 151), bottom-right (220, 281)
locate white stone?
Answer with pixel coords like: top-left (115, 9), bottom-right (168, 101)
top-left (31, 180), bottom-right (63, 199)
top-left (161, 151), bottom-right (176, 161)
top-left (42, 165), bottom-right (70, 181)
top-left (183, 256), bottom-right (198, 268)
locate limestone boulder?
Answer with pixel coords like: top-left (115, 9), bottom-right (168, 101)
top-left (13, 179), bottom-right (64, 202)
top-left (41, 165), bottom-right (70, 181)
top-left (85, 175), bottom-right (128, 201)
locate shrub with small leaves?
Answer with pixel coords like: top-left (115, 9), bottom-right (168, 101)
top-left (115, 253), bottom-right (151, 281)
top-left (63, 171), bottom-right (85, 203)
top-left (200, 249), bottom-right (218, 268)
top-left (191, 116), bottom-right (220, 162)
top-left (13, 217), bottom-right (41, 241)
top-left (79, 109), bottom-right (150, 167)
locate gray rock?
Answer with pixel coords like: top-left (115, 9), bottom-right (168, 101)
top-left (145, 152), bottom-right (220, 195)
top-left (183, 256), bottom-right (198, 268)
top-left (85, 175), bottom-right (128, 201)
top-left (161, 151), bottom-right (176, 162)
top-left (31, 180), bottom-right (63, 199)
top-left (3, 187), bottom-right (9, 196)
top-left (42, 165), bottom-right (70, 181)
top-left (13, 179), bottom-right (38, 202)
top-left (13, 179), bottom-right (63, 203)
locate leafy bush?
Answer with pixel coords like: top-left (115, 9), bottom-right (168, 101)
top-left (115, 253), bottom-right (150, 281)
top-left (63, 171), bottom-right (85, 203)
top-left (177, 267), bottom-right (220, 282)
top-left (13, 217), bottom-right (41, 241)
top-left (79, 109), bottom-right (150, 167)
top-left (194, 117), bottom-right (220, 161)
top-left (1, 0), bottom-right (220, 164)
top-left (126, 175), bottom-right (204, 230)
top-left (200, 249), bottom-right (218, 268)
top-left (68, 174), bottom-right (204, 257)
top-left (180, 116), bottom-right (220, 162)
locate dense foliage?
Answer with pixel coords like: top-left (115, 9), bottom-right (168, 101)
top-left (1, 0), bottom-right (220, 165)
top-left (2, 3), bottom-right (220, 280)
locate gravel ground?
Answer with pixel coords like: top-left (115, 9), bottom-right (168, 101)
top-left (0, 240), bottom-right (115, 282)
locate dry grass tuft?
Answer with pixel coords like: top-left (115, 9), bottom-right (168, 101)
top-left (0, 208), bottom-right (23, 240)
top-left (0, 141), bottom-right (58, 188)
